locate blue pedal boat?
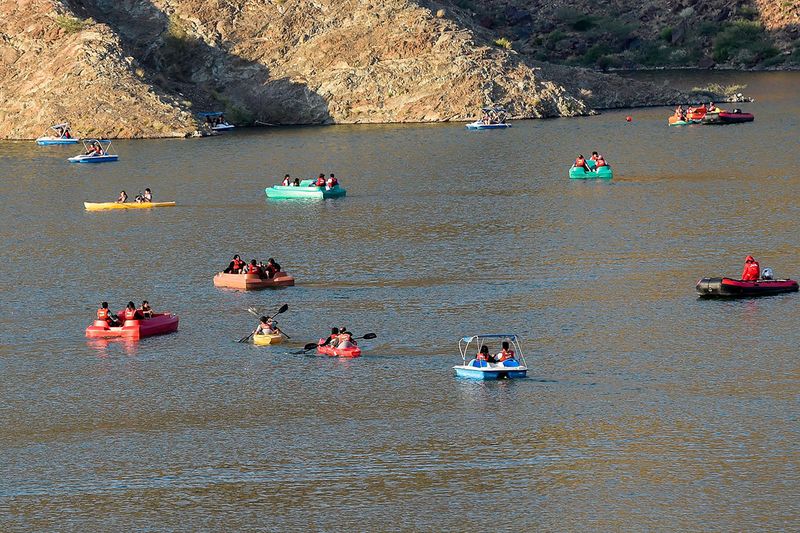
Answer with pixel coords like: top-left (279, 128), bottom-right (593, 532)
top-left (68, 139), bottom-right (119, 163)
top-left (36, 123), bottom-right (80, 145)
top-left (453, 333), bottom-right (528, 380)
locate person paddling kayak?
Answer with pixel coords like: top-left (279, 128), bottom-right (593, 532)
top-left (336, 327), bottom-right (357, 349)
top-left (742, 255), bottom-right (760, 281)
top-left (256, 316), bottom-right (279, 335)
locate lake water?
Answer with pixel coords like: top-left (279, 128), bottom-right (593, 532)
top-left (1, 71), bottom-right (798, 530)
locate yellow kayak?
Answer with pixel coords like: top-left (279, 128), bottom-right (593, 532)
top-left (84, 201), bottom-right (177, 211)
top-left (253, 332), bottom-right (283, 345)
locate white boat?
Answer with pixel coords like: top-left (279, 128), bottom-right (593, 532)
top-left (212, 122), bottom-right (235, 131)
top-left (465, 107), bottom-right (511, 130)
top-left (36, 123), bottom-right (80, 145)
top-left (200, 111), bottom-right (235, 132)
top-left (453, 333), bottom-right (528, 379)
top-left (68, 139), bottom-right (119, 163)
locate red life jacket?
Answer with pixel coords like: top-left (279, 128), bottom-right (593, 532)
top-left (124, 308), bottom-right (137, 320)
top-left (590, 154), bottom-right (599, 161)
top-left (97, 308), bottom-right (109, 320)
top-left (232, 258), bottom-right (244, 271)
top-left (575, 157), bottom-right (586, 167)
top-left (742, 261), bottom-right (760, 281)
top-left (316, 177), bottom-right (325, 187)
top-left (596, 158), bottom-right (607, 167)
top-left (476, 352), bottom-right (489, 361)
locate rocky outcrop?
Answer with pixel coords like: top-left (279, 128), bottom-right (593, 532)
top-left (0, 0), bottom-right (196, 139)
top-left (1, 0), bottom-right (695, 139)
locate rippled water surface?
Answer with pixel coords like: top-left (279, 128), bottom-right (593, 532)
top-left (1, 72), bottom-right (799, 531)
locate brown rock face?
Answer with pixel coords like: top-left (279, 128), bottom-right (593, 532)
top-left (1, 0), bottom-right (691, 139)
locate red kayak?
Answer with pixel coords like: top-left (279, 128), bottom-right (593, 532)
top-left (85, 313), bottom-right (180, 339)
top-left (696, 277), bottom-right (798, 298)
top-left (317, 339), bottom-right (361, 358)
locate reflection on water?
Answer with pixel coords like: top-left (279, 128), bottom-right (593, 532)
top-left (1, 72), bottom-right (799, 530)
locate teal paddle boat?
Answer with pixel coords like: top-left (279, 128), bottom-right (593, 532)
top-left (265, 179), bottom-right (347, 199)
top-left (569, 159), bottom-right (613, 180)
top-left (453, 334), bottom-right (528, 380)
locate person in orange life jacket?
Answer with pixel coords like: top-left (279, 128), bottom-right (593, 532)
top-left (476, 345), bottom-right (494, 363)
top-left (337, 327), bottom-right (356, 349)
top-left (326, 173), bottom-right (338, 190)
top-left (139, 300), bottom-right (153, 318)
top-left (97, 302), bottom-right (121, 326)
top-left (495, 341), bottom-right (515, 362)
top-left (574, 154), bottom-right (591, 172)
top-left (314, 173), bottom-right (326, 187)
top-left (246, 259), bottom-right (262, 276)
top-left (741, 255), bottom-right (760, 281)
top-left (224, 254), bottom-right (245, 273)
top-left (265, 258), bottom-right (281, 278)
top-left (590, 151), bottom-right (600, 162)
top-left (116, 190), bottom-right (127, 203)
top-left (594, 155), bottom-right (608, 171)
top-left (123, 301), bottom-right (143, 322)
top-left (282, 174), bottom-right (291, 186)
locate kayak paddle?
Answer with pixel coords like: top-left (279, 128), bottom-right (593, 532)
top-left (238, 303), bottom-right (289, 343)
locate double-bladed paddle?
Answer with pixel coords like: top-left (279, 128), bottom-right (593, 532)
top-left (238, 303), bottom-right (288, 343)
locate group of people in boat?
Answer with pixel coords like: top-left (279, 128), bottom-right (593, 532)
top-left (474, 341), bottom-right (516, 363)
top-left (96, 300), bottom-right (154, 326)
top-left (280, 173), bottom-right (340, 190)
top-left (671, 102), bottom-right (725, 122)
top-left (322, 327), bottom-right (358, 349)
top-left (116, 188), bottom-right (153, 203)
top-left (83, 141), bottom-right (107, 156)
top-left (205, 114), bottom-right (228, 127)
top-left (255, 316), bottom-right (281, 335)
top-left (574, 151), bottom-right (609, 172)
top-left (55, 125), bottom-right (73, 139)
top-left (479, 109), bottom-right (508, 125)
top-left (223, 254), bottom-right (282, 278)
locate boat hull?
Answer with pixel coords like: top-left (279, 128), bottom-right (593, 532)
top-left (702, 112), bottom-right (754, 125)
top-left (465, 122), bottom-right (511, 130)
top-left (68, 154), bottom-right (119, 163)
top-left (317, 340), bottom-right (361, 358)
top-left (84, 201), bottom-right (176, 211)
top-left (36, 137), bottom-right (80, 145)
top-left (213, 271), bottom-right (295, 290)
top-left (85, 313), bottom-right (179, 339)
top-left (453, 363), bottom-right (527, 380)
top-left (265, 184), bottom-right (346, 199)
top-left (253, 332), bottom-right (283, 345)
top-left (696, 277), bottom-right (798, 298)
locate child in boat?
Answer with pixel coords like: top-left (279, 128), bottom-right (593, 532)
top-left (97, 302), bottom-right (121, 326)
top-left (326, 327), bottom-right (340, 347)
top-left (314, 173), bottom-right (326, 187)
top-left (594, 155), bottom-right (608, 171)
top-left (143, 188), bottom-right (152, 202)
top-left (246, 259), bottom-right (262, 276)
top-left (139, 300), bottom-right (153, 318)
top-left (282, 174), bottom-right (291, 186)
top-left (495, 341), bottom-right (515, 362)
top-left (122, 301), bottom-right (143, 322)
top-left (326, 174), bottom-right (338, 190)
top-left (116, 191), bottom-right (128, 203)
top-left (256, 316), bottom-right (278, 335)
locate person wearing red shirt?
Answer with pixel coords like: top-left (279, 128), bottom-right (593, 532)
top-left (741, 255), bottom-right (760, 281)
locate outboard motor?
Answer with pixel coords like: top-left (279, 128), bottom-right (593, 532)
top-left (761, 268), bottom-right (774, 280)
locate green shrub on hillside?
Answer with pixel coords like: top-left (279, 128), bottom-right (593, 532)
top-left (659, 26), bottom-right (673, 42)
top-left (56, 15), bottom-right (88, 33)
top-left (713, 20), bottom-right (777, 65)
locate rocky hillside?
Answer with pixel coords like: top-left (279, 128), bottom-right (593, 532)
top-left (1, 0), bottom-right (695, 139)
top-left (433, 0), bottom-right (800, 70)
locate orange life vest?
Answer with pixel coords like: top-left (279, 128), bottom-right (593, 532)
top-left (124, 308), bottom-right (137, 320)
top-left (575, 157), bottom-right (585, 167)
top-left (316, 177), bottom-right (325, 187)
top-left (232, 258), bottom-right (245, 271)
top-left (97, 308), bottom-right (109, 320)
top-left (596, 158), bottom-right (607, 167)
top-left (497, 349), bottom-right (515, 362)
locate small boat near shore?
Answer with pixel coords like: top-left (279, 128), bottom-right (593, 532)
top-left (696, 277), bottom-right (798, 298)
top-left (68, 140), bottom-right (118, 163)
top-left (453, 334), bottom-right (528, 379)
top-left (265, 179), bottom-right (346, 199)
top-left (36, 123), bottom-right (79, 145)
top-left (569, 159), bottom-right (613, 180)
top-left (85, 313), bottom-right (179, 339)
top-left (84, 201), bottom-right (176, 211)
top-left (465, 107), bottom-right (511, 130)
top-left (213, 271), bottom-right (295, 290)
